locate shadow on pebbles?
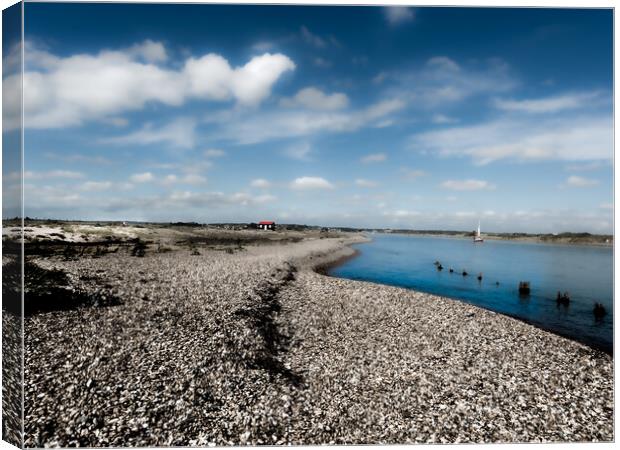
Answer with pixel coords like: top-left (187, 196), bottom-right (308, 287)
top-left (22, 238), bottom-right (613, 446)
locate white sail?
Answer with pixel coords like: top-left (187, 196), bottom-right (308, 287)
top-left (474, 220), bottom-right (483, 242)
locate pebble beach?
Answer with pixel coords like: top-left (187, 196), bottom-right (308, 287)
top-left (19, 233), bottom-right (613, 446)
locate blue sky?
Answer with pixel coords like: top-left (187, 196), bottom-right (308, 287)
top-left (4, 4), bottom-right (613, 232)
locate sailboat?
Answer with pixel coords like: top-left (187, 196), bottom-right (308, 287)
top-left (473, 220), bottom-right (484, 243)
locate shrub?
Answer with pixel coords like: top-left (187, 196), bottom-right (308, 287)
top-left (131, 239), bottom-right (147, 257)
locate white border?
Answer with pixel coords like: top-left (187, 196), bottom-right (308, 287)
top-left (0, 1), bottom-right (616, 450)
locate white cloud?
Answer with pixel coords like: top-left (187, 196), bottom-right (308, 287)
top-left (385, 56), bottom-right (514, 110)
top-left (355, 179), bottom-right (378, 188)
top-left (163, 174), bottom-right (178, 185)
top-left (80, 181), bottom-right (113, 191)
top-left (251, 178), bottom-right (271, 188)
top-left (8, 169), bottom-right (85, 181)
top-left (130, 172), bottom-right (154, 183)
top-left (104, 118), bottom-right (197, 149)
top-left (204, 148), bottom-right (226, 158)
top-left (426, 56), bottom-right (461, 72)
top-left (300, 26), bottom-right (326, 48)
top-left (255, 194), bottom-right (277, 204)
top-left (185, 52), bottom-right (296, 106)
top-left (252, 41), bottom-right (274, 52)
top-left (373, 71), bottom-right (389, 84)
top-left (432, 114), bottom-right (458, 124)
top-left (401, 168), bottom-right (426, 180)
top-left (44, 152), bottom-right (113, 165)
top-left (493, 91), bottom-right (603, 114)
top-left (361, 152), bottom-right (387, 164)
top-left (182, 160), bottom-right (213, 174)
top-left (19, 41), bottom-right (61, 71)
top-left (411, 115), bottom-right (613, 165)
top-left (218, 98), bottom-right (405, 144)
top-left (384, 209), bottom-right (421, 219)
top-left (23, 184), bottom-right (82, 210)
top-left (364, 99), bottom-right (405, 120)
top-left (290, 176), bottom-right (334, 190)
top-left (313, 57), bottom-right (331, 68)
top-left (43, 170), bottom-right (84, 179)
top-left (127, 39), bottom-right (168, 63)
top-left (17, 51), bottom-right (182, 130)
top-left (600, 203), bottom-right (613, 210)
top-left (564, 175), bottom-right (599, 188)
top-left (153, 160), bottom-right (214, 175)
top-left (384, 7), bottom-right (415, 26)
top-left (284, 142), bottom-right (312, 161)
top-left (162, 173), bottom-right (208, 186)
top-left (181, 174), bottom-right (208, 185)
top-left (375, 119), bottom-right (395, 128)
top-left (441, 179), bottom-right (495, 191)
top-left (280, 87), bottom-right (349, 110)
top-left (3, 41), bottom-right (23, 76)
top-left (565, 161), bottom-right (607, 171)
top-left (9, 42), bottom-right (295, 130)
top-left (102, 117), bottom-right (129, 127)
top-left (133, 190), bottom-right (277, 210)
top-left (454, 211), bottom-right (477, 218)
top-left (78, 180), bottom-right (135, 192)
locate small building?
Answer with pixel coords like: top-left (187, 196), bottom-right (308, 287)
top-left (258, 220), bottom-right (276, 231)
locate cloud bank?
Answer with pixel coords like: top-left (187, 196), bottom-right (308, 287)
top-left (411, 115), bottom-right (612, 165)
top-left (6, 40), bottom-right (295, 130)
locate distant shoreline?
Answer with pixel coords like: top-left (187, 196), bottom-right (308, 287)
top-left (371, 231), bottom-right (613, 248)
top-left (4, 218), bottom-right (613, 248)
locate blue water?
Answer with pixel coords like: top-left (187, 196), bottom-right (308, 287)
top-left (329, 234), bottom-right (613, 353)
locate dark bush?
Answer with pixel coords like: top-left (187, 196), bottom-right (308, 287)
top-left (3, 259), bottom-right (121, 315)
top-left (131, 239), bottom-right (147, 257)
